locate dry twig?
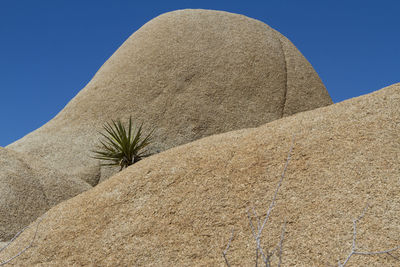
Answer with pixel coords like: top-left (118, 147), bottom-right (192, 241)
top-left (223, 135), bottom-right (399, 266)
top-left (222, 229), bottom-right (235, 267)
top-left (249, 135), bottom-right (294, 266)
top-left (0, 215), bottom-right (45, 266)
top-left (338, 203), bottom-right (400, 266)
top-left (223, 135), bottom-right (295, 266)
top-left (277, 221), bottom-right (286, 267)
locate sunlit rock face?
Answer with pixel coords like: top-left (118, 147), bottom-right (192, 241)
top-left (7, 9), bottom-right (332, 185)
top-left (0, 147), bottom-right (90, 241)
top-left (2, 84), bottom-right (398, 266)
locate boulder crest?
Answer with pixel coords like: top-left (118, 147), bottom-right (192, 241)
top-left (7, 9), bottom-right (332, 184)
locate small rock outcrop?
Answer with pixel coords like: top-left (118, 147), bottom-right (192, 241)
top-left (0, 147), bottom-right (91, 241)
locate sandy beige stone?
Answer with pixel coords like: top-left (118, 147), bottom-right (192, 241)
top-left (1, 84), bottom-right (398, 266)
top-left (0, 147), bottom-right (91, 242)
top-left (7, 9), bottom-right (332, 185)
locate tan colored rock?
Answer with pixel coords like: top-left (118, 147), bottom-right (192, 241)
top-left (7, 9), bottom-right (332, 185)
top-left (2, 84), bottom-right (398, 266)
top-left (0, 147), bottom-right (91, 242)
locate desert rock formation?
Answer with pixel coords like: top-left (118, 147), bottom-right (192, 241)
top-left (1, 83), bottom-right (398, 266)
top-left (1, 9), bottom-right (332, 247)
top-left (0, 147), bottom-right (91, 242)
top-left (7, 9), bottom-right (332, 185)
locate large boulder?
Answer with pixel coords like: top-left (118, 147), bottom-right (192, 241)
top-left (0, 147), bottom-right (91, 241)
top-left (2, 84), bottom-right (398, 266)
top-left (7, 9), bottom-right (332, 185)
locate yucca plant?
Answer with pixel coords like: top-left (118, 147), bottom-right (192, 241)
top-left (92, 117), bottom-right (154, 171)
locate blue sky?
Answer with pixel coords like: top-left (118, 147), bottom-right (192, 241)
top-left (0, 1), bottom-right (399, 146)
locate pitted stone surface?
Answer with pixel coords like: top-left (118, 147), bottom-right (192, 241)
top-left (1, 84), bottom-right (398, 266)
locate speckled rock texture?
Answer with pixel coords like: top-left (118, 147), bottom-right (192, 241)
top-left (1, 84), bottom-right (398, 266)
top-left (0, 147), bottom-right (91, 242)
top-left (7, 9), bottom-right (332, 185)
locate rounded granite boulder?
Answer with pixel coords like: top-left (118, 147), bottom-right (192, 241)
top-left (1, 84), bottom-right (399, 266)
top-left (0, 147), bottom-right (91, 241)
top-left (7, 9), bottom-right (332, 184)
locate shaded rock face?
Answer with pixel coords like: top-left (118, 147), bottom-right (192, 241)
top-left (2, 84), bottom-right (398, 266)
top-left (7, 9), bottom-right (332, 185)
top-left (0, 147), bottom-right (91, 241)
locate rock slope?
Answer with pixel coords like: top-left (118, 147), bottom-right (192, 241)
top-left (0, 147), bottom-right (91, 241)
top-left (7, 9), bottom-right (332, 185)
top-left (1, 84), bottom-right (398, 266)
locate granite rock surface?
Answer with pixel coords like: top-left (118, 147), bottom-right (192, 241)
top-left (0, 147), bottom-right (91, 241)
top-left (2, 84), bottom-right (398, 266)
top-left (7, 9), bottom-right (332, 185)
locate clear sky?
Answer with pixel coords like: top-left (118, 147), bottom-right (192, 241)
top-left (0, 1), bottom-right (399, 146)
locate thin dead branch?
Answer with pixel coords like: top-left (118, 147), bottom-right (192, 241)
top-left (0, 215), bottom-right (45, 266)
top-left (223, 228), bottom-right (235, 267)
top-left (222, 135), bottom-right (398, 266)
top-left (338, 203), bottom-right (400, 266)
top-left (223, 135), bottom-right (295, 266)
top-left (277, 221), bottom-right (286, 267)
top-left (251, 135), bottom-right (295, 266)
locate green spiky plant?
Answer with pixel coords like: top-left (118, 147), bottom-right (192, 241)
top-left (92, 117), bottom-right (154, 171)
